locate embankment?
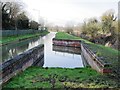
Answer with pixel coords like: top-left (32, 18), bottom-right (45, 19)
top-left (0, 44), bottom-right (44, 84)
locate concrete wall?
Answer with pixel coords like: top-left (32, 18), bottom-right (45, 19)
top-left (81, 43), bottom-right (112, 74)
top-left (0, 44), bottom-right (44, 84)
top-left (53, 45), bottom-right (81, 55)
top-left (52, 38), bottom-right (112, 74)
top-left (53, 39), bottom-right (81, 48)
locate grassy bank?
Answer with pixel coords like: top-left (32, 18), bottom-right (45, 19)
top-left (55, 32), bottom-right (119, 68)
top-left (3, 32), bottom-right (120, 89)
top-left (3, 67), bottom-right (119, 89)
top-left (0, 31), bottom-right (49, 45)
top-left (55, 32), bottom-right (89, 43)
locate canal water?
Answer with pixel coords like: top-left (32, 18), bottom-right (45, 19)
top-left (1, 32), bottom-right (84, 68)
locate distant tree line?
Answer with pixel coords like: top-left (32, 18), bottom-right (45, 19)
top-left (80, 10), bottom-right (119, 50)
top-left (56, 9), bottom-right (119, 50)
top-left (1, 1), bottom-right (41, 30)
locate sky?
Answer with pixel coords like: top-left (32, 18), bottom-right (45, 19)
top-left (21, 0), bottom-right (119, 26)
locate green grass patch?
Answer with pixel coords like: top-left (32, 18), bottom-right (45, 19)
top-left (3, 66), bottom-right (119, 89)
top-left (54, 32), bottom-right (119, 67)
top-left (0, 31), bottom-right (49, 45)
top-left (55, 32), bottom-right (81, 40)
top-left (55, 32), bottom-right (89, 43)
top-left (85, 43), bottom-right (119, 65)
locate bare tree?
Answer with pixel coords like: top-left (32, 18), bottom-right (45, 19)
top-left (1, 1), bottom-right (25, 30)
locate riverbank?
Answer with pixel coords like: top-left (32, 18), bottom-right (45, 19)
top-left (54, 32), bottom-right (119, 71)
top-left (2, 32), bottom-right (120, 89)
top-left (3, 66), bottom-right (119, 89)
top-left (0, 31), bottom-right (49, 45)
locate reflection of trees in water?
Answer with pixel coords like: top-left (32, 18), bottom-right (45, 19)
top-left (15, 43), bottom-right (29, 54)
top-left (2, 36), bottom-right (44, 62)
top-left (2, 43), bottom-right (29, 62)
top-left (2, 46), bottom-right (14, 62)
top-left (2, 38), bottom-right (37, 62)
top-left (28, 37), bottom-right (44, 49)
top-left (2, 48), bottom-right (15, 61)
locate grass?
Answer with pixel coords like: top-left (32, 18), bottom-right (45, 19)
top-left (55, 32), bottom-right (89, 43)
top-left (0, 31), bottom-right (49, 45)
top-left (3, 66), bottom-right (119, 89)
top-left (54, 32), bottom-right (119, 67)
top-left (2, 32), bottom-right (120, 89)
top-left (85, 43), bottom-right (119, 66)
top-left (55, 32), bottom-right (81, 40)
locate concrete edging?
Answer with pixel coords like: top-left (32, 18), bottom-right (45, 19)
top-left (52, 38), bottom-right (111, 73)
top-left (0, 44), bottom-right (44, 84)
top-left (81, 43), bottom-right (112, 74)
top-left (52, 38), bottom-right (81, 48)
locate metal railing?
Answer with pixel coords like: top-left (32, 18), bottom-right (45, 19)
top-left (0, 29), bottom-right (47, 37)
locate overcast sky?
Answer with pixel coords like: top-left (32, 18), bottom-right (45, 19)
top-left (21, 0), bottom-right (119, 26)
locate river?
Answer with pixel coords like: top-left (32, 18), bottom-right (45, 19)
top-left (1, 32), bottom-right (84, 68)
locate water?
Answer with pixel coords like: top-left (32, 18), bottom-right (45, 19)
top-left (1, 36), bottom-right (44, 62)
top-left (1, 32), bottom-right (84, 68)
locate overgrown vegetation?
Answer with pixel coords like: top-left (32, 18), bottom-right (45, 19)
top-left (1, 1), bottom-right (45, 30)
top-left (3, 32), bottom-right (120, 89)
top-left (3, 67), bottom-right (119, 89)
top-left (55, 32), bottom-right (119, 73)
top-left (80, 9), bottom-right (119, 50)
top-left (0, 31), bottom-right (49, 45)
top-left (56, 10), bottom-right (119, 50)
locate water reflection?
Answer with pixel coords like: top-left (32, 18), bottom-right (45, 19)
top-left (53, 45), bottom-right (81, 55)
top-left (43, 32), bottom-right (83, 68)
top-left (1, 32), bottom-right (84, 68)
top-left (1, 36), bottom-right (44, 62)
